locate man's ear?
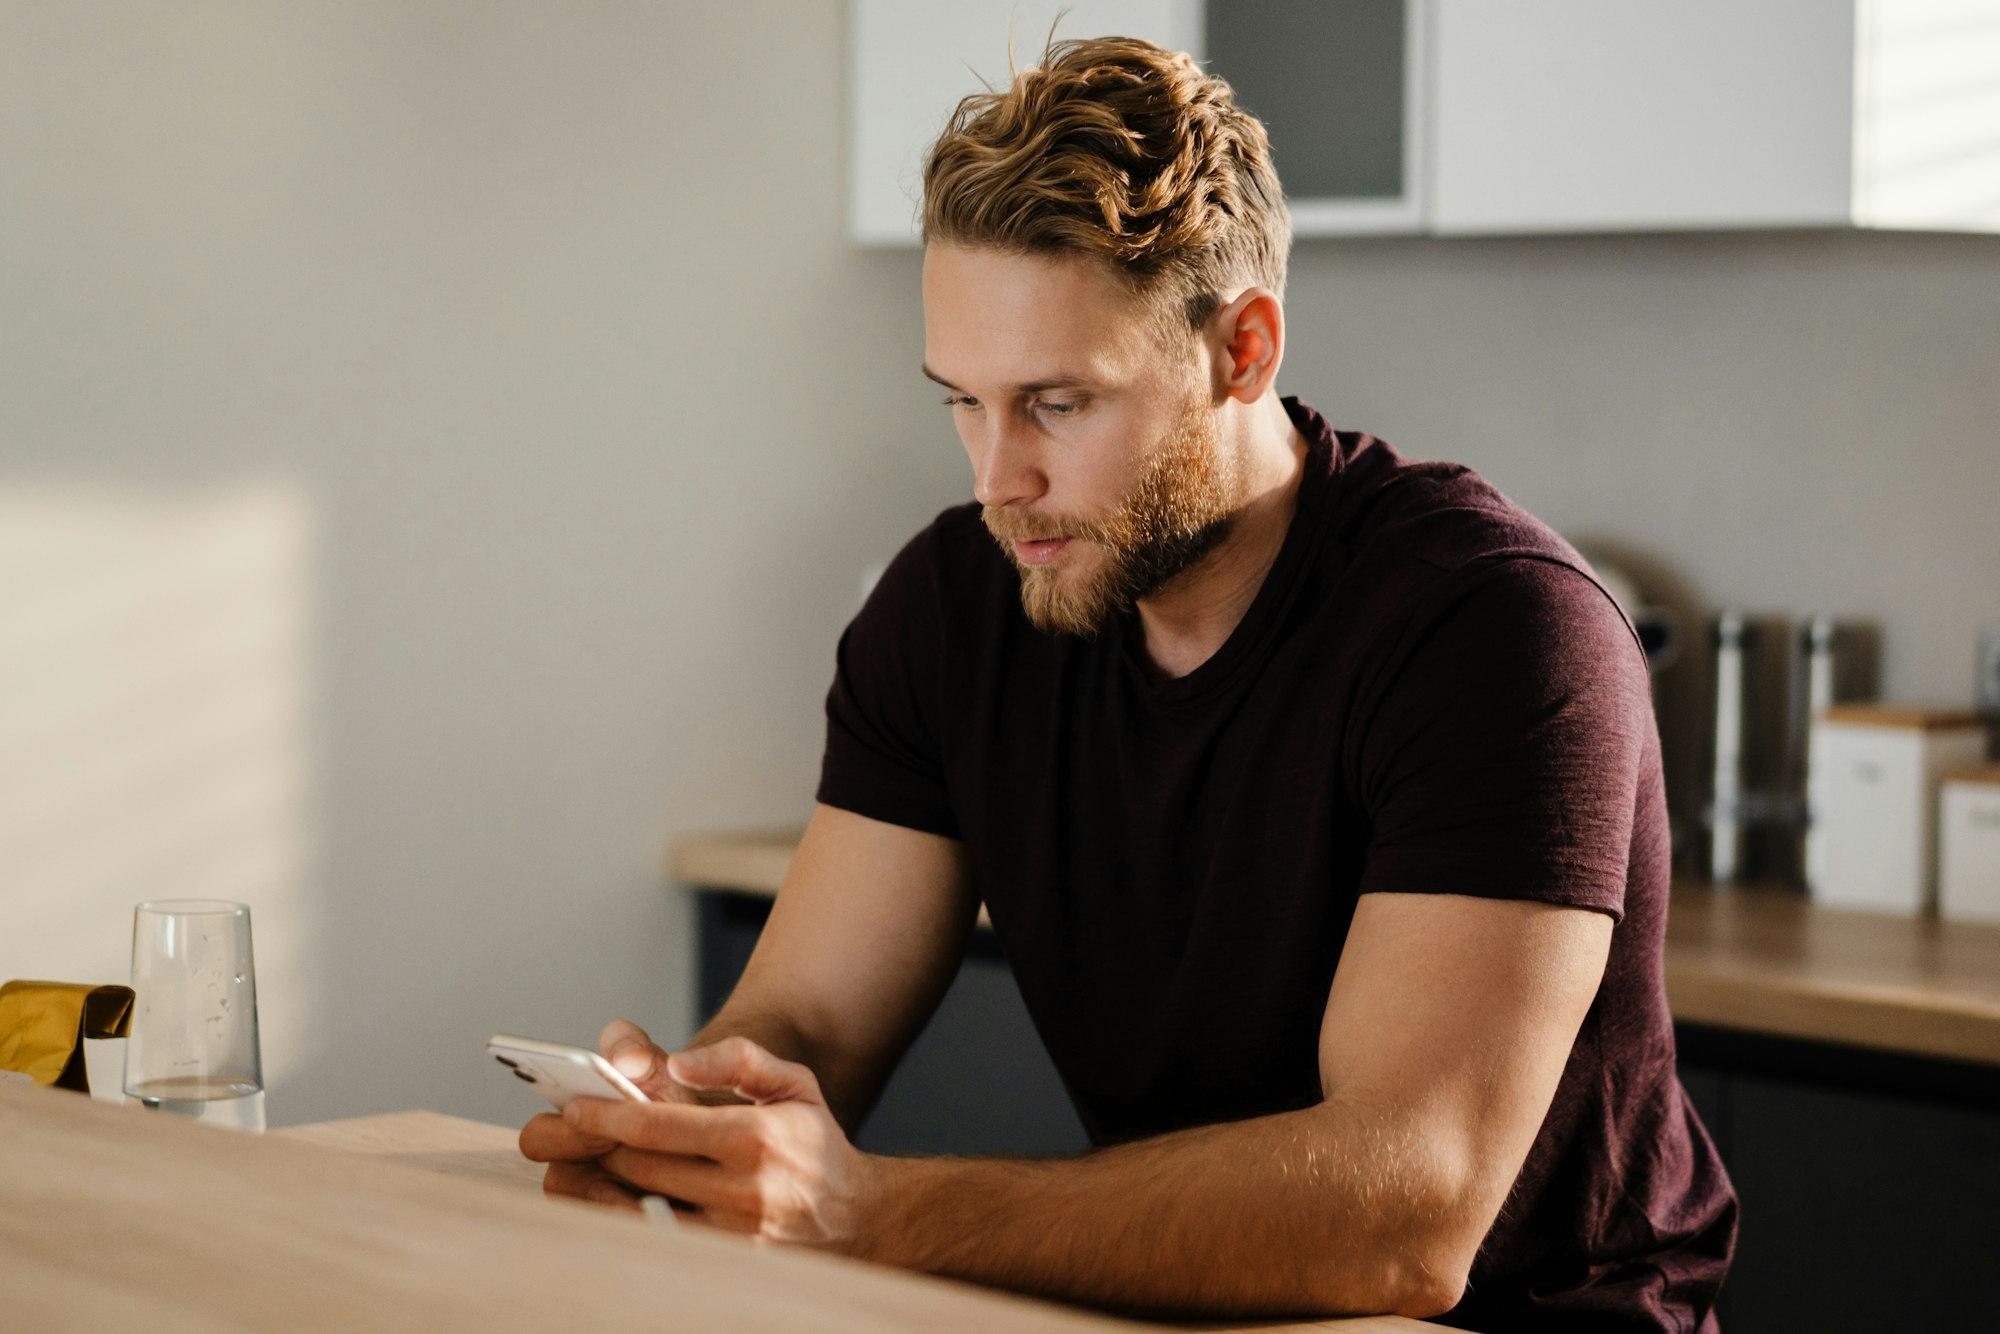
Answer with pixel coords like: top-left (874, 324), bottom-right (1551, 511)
top-left (1210, 287), bottom-right (1286, 404)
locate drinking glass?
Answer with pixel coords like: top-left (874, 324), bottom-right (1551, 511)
top-left (124, 899), bottom-right (265, 1133)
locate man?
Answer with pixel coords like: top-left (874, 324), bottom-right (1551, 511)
top-left (521, 35), bottom-right (1737, 1330)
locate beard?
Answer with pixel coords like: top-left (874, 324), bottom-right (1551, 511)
top-left (982, 388), bottom-right (1241, 637)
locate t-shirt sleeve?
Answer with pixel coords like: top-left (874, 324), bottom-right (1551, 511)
top-left (1352, 558), bottom-right (1652, 922)
top-left (815, 526), bottom-right (959, 839)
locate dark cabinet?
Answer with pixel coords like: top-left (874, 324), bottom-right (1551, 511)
top-left (1677, 1027), bottom-right (2000, 1332)
top-left (696, 893), bottom-right (1087, 1156)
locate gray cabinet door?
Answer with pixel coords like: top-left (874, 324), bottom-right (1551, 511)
top-left (1678, 1026), bottom-right (2000, 1333)
top-left (696, 893), bottom-right (1088, 1156)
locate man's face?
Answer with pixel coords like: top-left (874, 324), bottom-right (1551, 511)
top-left (921, 243), bottom-right (1240, 636)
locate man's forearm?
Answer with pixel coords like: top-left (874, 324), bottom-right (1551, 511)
top-left (846, 1100), bottom-right (1473, 1321)
top-left (686, 1006), bottom-right (814, 1068)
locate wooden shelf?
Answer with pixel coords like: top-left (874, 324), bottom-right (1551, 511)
top-left (1663, 880), bottom-right (2000, 1067)
top-left (671, 830), bottom-right (2000, 1069)
top-left (670, 826), bottom-right (803, 899)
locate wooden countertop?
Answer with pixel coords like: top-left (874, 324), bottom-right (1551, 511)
top-left (0, 1080), bottom-right (1422, 1331)
top-left (671, 828), bottom-right (2000, 1069)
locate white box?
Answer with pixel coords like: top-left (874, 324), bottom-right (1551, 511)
top-left (1805, 706), bottom-right (1990, 914)
top-left (84, 1037), bottom-right (128, 1105)
top-left (1940, 768), bottom-right (2000, 925)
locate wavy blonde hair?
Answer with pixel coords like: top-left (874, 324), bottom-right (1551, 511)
top-left (920, 33), bottom-right (1291, 350)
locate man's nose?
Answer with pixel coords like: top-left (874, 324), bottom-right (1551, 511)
top-left (970, 418), bottom-right (1046, 509)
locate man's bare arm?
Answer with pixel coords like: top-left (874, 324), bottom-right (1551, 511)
top-left (842, 892), bottom-right (1612, 1319)
top-left (524, 804), bottom-right (972, 1188)
top-left (678, 803), bottom-right (976, 1133)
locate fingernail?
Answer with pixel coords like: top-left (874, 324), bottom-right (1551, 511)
top-left (563, 1102), bottom-right (582, 1126)
top-left (611, 1043), bottom-right (655, 1077)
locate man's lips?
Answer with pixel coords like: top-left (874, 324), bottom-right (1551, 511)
top-left (1011, 537), bottom-right (1073, 566)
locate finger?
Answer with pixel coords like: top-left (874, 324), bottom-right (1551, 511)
top-left (666, 1036), bottom-right (823, 1106)
top-left (585, 1179), bottom-right (644, 1213)
top-left (545, 1160), bottom-right (643, 1213)
top-left (565, 1095), bottom-right (751, 1164)
top-left (599, 1145), bottom-right (741, 1212)
top-left (598, 1018), bottom-right (676, 1094)
top-left (683, 1206), bottom-right (760, 1238)
top-left (519, 1111), bottom-right (617, 1163)
top-left (542, 1159), bottom-right (614, 1199)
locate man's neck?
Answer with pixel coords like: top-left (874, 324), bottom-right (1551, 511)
top-left (1133, 398), bottom-right (1310, 680)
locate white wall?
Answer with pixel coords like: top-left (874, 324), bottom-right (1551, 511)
top-left (2, 1), bottom-right (961, 1126)
top-left (5, 4), bottom-right (1997, 1128)
top-left (1276, 229), bottom-right (2000, 851)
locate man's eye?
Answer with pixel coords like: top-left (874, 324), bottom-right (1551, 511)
top-left (941, 394), bottom-right (978, 410)
top-left (1036, 399), bottom-right (1082, 417)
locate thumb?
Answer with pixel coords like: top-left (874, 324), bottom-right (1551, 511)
top-left (598, 1020), bottom-right (672, 1092)
top-left (666, 1036), bottom-right (822, 1106)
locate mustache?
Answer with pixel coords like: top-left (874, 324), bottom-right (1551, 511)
top-left (981, 507), bottom-right (1097, 544)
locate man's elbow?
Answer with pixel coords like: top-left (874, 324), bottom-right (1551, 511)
top-left (1344, 1232), bottom-right (1471, 1319)
top-left (1302, 1243), bottom-right (1468, 1321)
top-left (1389, 1180), bottom-right (1497, 1317)
top-left (1314, 1181), bottom-right (1486, 1318)
top-left (1385, 1252), bottom-right (1471, 1320)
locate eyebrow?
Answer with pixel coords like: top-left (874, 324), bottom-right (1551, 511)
top-left (921, 363), bottom-right (1095, 394)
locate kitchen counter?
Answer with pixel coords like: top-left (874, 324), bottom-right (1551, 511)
top-left (671, 828), bottom-right (2000, 1068)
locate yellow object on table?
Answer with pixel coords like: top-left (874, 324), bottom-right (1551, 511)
top-left (0, 979), bottom-right (134, 1092)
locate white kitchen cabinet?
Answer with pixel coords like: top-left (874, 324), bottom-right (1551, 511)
top-left (848, 0), bottom-right (1427, 244)
top-left (848, 1), bottom-right (1205, 246)
top-left (854, 1), bottom-right (2000, 243)
top-left (1202, 0), bottom-right (1428, 235)
top-left (1432, 0), bottom-right (2000, 235)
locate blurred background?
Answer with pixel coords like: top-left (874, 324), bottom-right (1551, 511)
top-left (4, 0), bottom-right (1996, 1143)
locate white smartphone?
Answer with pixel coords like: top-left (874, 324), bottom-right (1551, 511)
top-left (489, 1033), bottom-right (679, 1226)
top-left (486, 1033), bottom-right (650, 1110)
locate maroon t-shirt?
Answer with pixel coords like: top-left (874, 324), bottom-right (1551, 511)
top-left (817, 396), bottom-right (1737, 1331)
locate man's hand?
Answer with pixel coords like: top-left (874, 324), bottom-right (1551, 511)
top-left (559, 1036), bottom-right (880, 1246)
top-left (517, 1019), bottom-right (708, 1209)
